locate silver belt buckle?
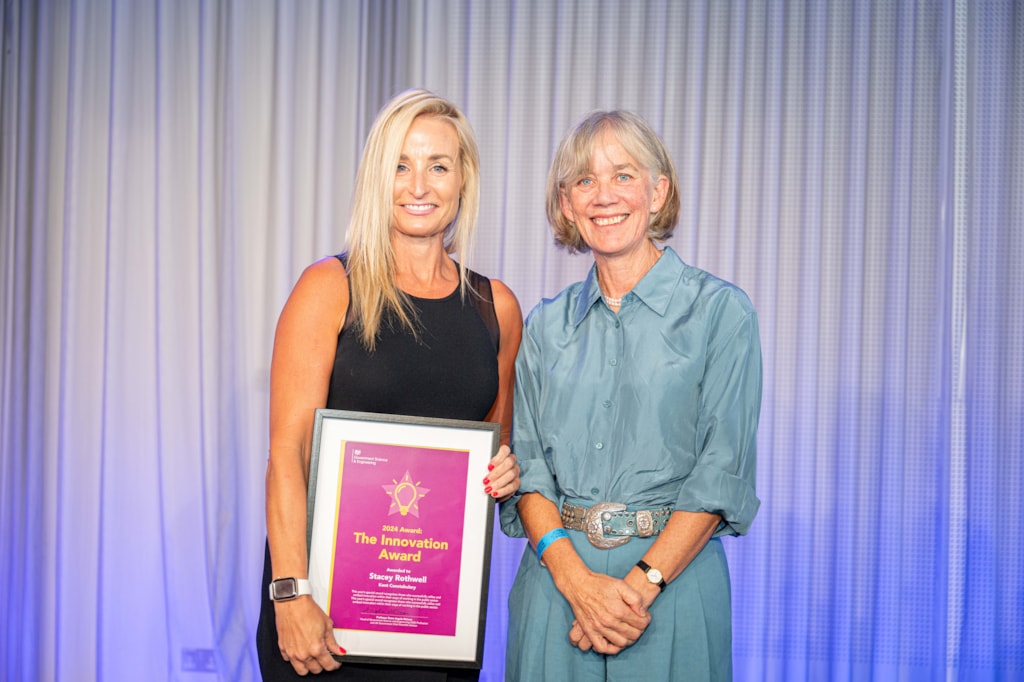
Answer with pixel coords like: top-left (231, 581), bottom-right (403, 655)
top-left (583, 502), bottom-right (629, 549)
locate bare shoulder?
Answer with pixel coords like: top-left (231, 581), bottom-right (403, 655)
top-left (489, 278), bottom-right (523, 325)
top-left (292, 256), bottom-right (347, 299)
top-left (300, 255), bottom-right (347, 284)
top-left (280, 256), bottom-right (349, 334)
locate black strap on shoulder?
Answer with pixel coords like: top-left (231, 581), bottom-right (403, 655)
top-left (466, 269), bottom-right (501, 352)
top-left (335, 253), bottom-right (354, 334)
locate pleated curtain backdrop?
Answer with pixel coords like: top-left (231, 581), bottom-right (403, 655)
top-left (1, 1), bottom-right (1020, 680)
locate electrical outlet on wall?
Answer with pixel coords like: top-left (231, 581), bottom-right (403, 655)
top-left (181, 648), bottom-right (217, 673)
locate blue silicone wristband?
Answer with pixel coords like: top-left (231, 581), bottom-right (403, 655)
top-left (535, 528), bottom-right (569, 560)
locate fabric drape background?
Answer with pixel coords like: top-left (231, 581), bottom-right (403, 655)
top-left (1, 1), bottom-right (1020, 680)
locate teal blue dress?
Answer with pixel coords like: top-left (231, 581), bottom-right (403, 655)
top-left (500, 247), bottom-right (762, 681)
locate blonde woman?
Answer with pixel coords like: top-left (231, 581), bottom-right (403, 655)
top-left (257, 89), bottom-right (522, 681)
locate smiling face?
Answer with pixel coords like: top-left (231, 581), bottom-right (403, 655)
top-left (559, 131), bottom-right (668, 260)
top-left (392, 115), bottom-right (463, 242)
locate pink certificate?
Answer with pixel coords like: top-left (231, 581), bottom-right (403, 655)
top-left (331, 440), bottom-right (467, 635)
top-left (305, 410), bottom-right (498, 669)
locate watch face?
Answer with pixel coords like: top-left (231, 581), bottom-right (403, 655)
top-left (272, 578), bottom-right (298, 600)
top-left (647, 568), bottom-right (663, 584)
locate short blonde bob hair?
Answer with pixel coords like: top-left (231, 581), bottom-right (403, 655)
top-left (345, 89), bottom-right (481, 349)
top-left (546, 110), bottom-right (681, 254)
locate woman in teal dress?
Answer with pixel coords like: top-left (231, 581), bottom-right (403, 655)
top-left (501, 111), bottom-right (762, 681)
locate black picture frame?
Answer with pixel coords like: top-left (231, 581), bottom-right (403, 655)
top-left (306, 409), bottom-right (499, 669)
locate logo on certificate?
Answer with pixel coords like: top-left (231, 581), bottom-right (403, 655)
top-left (382, 471), bottom-right (431, 517)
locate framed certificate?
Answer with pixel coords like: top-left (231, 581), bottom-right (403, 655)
top-left (305, 409), bottom-right (499, 669)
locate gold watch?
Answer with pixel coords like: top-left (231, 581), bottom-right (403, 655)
top-left (636, 559), bottom-right (666, 591)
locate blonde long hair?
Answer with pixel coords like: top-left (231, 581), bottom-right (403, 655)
top-left (344, 89), bottom-right (481, 349)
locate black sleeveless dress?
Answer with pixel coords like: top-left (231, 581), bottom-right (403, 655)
top-left (257, 258), bottom-right (500, 681)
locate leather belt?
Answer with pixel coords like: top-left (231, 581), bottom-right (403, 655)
top-left (560, 501), bottom-right (673, 549)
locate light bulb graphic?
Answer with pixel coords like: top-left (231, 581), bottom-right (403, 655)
top-left (393, 480), bottom-right (418, 516)
top-left (383, 471), bottom-right (430, 517)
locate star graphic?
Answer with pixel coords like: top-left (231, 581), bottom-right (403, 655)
top-left (382, 471), bottom-right (430, 517)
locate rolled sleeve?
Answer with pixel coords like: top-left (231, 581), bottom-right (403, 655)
top-left (499, 459), bottom-right (561, 538)
top-left (676, 461), bottom-right (760, 536)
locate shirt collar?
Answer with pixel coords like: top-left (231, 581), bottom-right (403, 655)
top-left (570, 246), bottom-right (685, 327)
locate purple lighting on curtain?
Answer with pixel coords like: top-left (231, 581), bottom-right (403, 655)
top-left (1, 1), bottom-right (1021, 681)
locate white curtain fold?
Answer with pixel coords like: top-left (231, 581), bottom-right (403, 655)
top-left (2, 1), bottom-right (1020, 680)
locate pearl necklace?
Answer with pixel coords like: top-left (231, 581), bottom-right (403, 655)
top-left (598, 247), bottom-right (662, 309)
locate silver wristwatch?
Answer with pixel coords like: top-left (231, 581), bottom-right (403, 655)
top-left (268, 577), bottom-right (312, 601)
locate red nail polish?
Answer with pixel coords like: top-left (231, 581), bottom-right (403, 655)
top-left (487, 463), bottom-right (495, 471)
top-left (484, 486), bottom-right (492, 493)
top-left (339, 646), bottom-right (347, 655)
top-left (483, 478), bottom-right (490, 485)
